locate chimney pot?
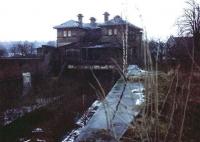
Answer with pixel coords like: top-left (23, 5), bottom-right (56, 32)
top-left (103, 12), bottom-right (110, 22)
top-left (90, 17), bottom-right (96, 24)
top-left (77, 14), bottom-right (83, 26)
top-left (114, 15), bottom-right (121, 19)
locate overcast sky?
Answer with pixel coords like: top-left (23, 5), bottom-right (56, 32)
top-left (0, 0), bottom-right (196, 41)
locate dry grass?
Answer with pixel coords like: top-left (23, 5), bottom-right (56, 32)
top-left (120, 34), bottom-right (200, 142)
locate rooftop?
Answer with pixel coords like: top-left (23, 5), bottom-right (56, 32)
top-left (100, 15), bottom-right (142, 30)
top-left (53, 20), bottom-right (100, 30)
top-left (53, 13), bottom-right (142, 30)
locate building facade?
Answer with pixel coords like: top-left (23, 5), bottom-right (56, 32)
top-left (166, 36), bottom-right (193, 61)
top-left (54, 12), bottom-right (143, 69)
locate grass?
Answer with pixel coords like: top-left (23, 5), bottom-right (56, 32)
top-left (120, 60), bottom-right (200, 142)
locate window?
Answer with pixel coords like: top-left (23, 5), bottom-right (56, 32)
top-left (63, 30), bottom-right (72, 37)
top-left (58, 30), bottom-right (63, 37)
top-left (68, 30), bottom-right (72, 37)
top-left (63, 31), bottom-right (67, 37)
top-left (114, 29), bottom-right (117, 35)
top-left (108, 29), bottom-right (112, 36)
top-left (107, 28), bottom-right (117, 36)
top-left (104, 29), bottom-right (107, 35)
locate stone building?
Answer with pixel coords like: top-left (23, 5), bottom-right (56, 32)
top-left (54, 12), bottom-right (143, 69)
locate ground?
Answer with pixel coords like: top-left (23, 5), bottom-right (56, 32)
top-left (1, 64), bottom-right (200, 142)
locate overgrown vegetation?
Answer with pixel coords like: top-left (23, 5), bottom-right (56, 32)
top-left (121, 0), bottom-right (200, 140)
top-left (0, 70), bottom-right (118, 141)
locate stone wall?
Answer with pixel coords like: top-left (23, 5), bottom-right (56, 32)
top-left (0, 58), bottom-right (42, 80)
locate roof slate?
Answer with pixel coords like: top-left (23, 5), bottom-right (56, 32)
top-left (53, 20), bottom-right (80, 29)
top-left (99, 16), bottom-right (142, 30)
top-left (167, 36), bottom-right (193, 49)
top-left (54, 20), bottom-right (100, 29)
top-left (54, 15), bottom-right (142, 30)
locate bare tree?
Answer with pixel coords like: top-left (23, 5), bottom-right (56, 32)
top-left (0, 45), bottom-right (7, 57)
top-left (177, 0), bottom-right (200, 52)
top-left (47, 41), bottom-right (56, 47)
top-left (23, 41), bottom-right (35, 55)
top-left (149, 40), bottom-right (165, 63)
top-left (9, 43), bottom-right (18, 56)
top-left (9, 41), bottom-right (35, 57)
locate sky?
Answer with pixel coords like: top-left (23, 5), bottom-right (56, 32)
top-left (0, 0), bottom-right (194, 41)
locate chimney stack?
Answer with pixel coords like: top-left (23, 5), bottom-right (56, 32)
top-left (90, 17), bottom-right (96, 25)
top-left (103, 12), bottom-right (110, 22)
top-left (114, 15), bottom-right (121, 20)
top-left (77, 14), bottom-right (83, 26)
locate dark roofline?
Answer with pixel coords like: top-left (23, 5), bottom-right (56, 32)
top-left (99, 15), bottom-right (142, 30)
top-left (53, 23), bottom-right (100, 30)
top-left (54, 21), bottom-right (142, 31)
top-left (58, 42), bottom-right (121, 49)
top-left (168, 36), bottom-right (193, 40)
top-left (53, 14), bottom-right (143, 31)
top-left (53, 26), bottom-right (87, 30)
top-left (99, 23), bottom-right (142, 30)
top-left (167, 36), bottom-right (193, 43)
